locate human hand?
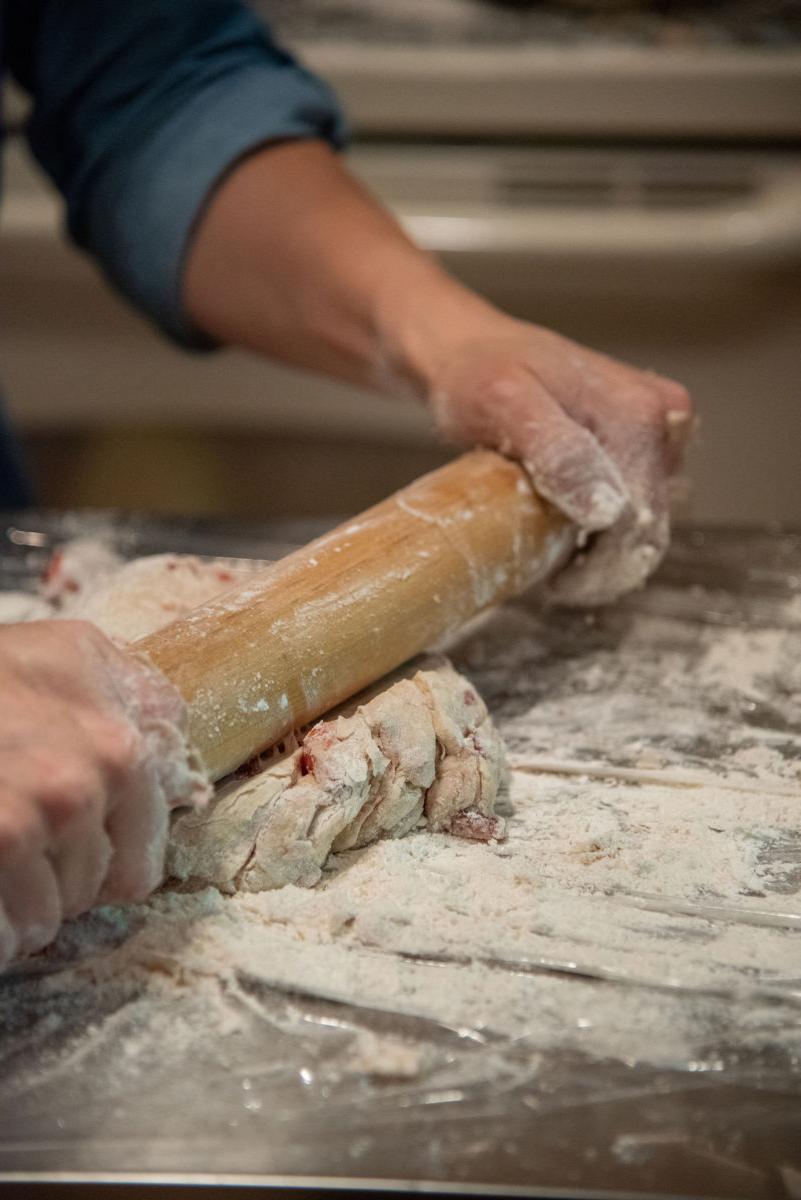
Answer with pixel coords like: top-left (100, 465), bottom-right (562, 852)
top-left (182, 142), bottom-right (691, 602)
top-left (0, 621), bottom-right (209, 968)
top-left (422, 314), bottom-right (693, 605)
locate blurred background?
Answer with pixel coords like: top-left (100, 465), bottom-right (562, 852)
top-left (1, 0), bottom-right (800, 522)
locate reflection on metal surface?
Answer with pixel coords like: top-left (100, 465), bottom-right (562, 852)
top-left (0, 515), bottom-right (799, 1197)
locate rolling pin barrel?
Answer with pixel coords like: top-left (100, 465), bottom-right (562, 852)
top-left (134, 450), bottom-right (573, 781)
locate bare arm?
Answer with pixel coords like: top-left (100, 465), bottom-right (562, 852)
top-left (183, 140), bottom-right (486, 393)
top-left (184, 140), bottom-right (693, 605)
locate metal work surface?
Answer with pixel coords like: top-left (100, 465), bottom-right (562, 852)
top-left (0, 514), bottom-right (799, 1199)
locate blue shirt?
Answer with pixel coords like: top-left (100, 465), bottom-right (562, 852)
top-left (1, 0), bottom-right (346, 506)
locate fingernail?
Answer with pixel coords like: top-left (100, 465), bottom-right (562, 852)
top-left (588, 481), bottom-right (627, 526)
top-left (666, 409), bottom-right (699, 449)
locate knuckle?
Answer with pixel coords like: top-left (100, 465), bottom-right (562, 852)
top-left (0, 830), bottom-right (18, 864)
top-left (57, 618), bottom-right (102, 643)
top-left (56, 620), bottom-right (114, 666)
top-left (0, 810), bottom-right (39, 860)
top-left (485, 369), bottom-right (525, 403)
top-left (529, 420), bottom-right (599, 474)
top-left (476, 363), bottom-right (538, 410)
top-left (35, 619), bottom-right (87, 655)
top-left (95, 720), bottom-right (140, 780)
top-left (634, 376), bottom-right (693, 424)
top-left (38, 757), bottom-right (97, 828)
top-left (626, 386), bottom-right (665, 423)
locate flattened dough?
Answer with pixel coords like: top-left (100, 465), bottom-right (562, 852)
top-left (6, 543), bottom-right (509, 892)
top-left (167, 654), bottom-right (507, 892)
top-left (46, 543), bottom-right (265, 641)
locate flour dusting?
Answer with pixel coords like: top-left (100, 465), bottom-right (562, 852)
top-left (0, 527), bottom-right (799, 1155)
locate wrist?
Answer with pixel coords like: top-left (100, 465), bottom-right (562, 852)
top-left (369, 259), bottom-right (507, 403)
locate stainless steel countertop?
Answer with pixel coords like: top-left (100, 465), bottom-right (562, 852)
top-left (0, 514), bottom-right (799, 1199)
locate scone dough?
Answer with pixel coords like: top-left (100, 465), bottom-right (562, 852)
top-left (5, 543), bottom-right (509, 892)
top-left (167, 654), bottom-right (507, 892)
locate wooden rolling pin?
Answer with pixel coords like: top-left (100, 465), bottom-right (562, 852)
top-left (134, 450), bottom-right (573, 781)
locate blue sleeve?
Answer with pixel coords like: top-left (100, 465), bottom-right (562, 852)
top-left (5, 0), bottom-right (347, 346)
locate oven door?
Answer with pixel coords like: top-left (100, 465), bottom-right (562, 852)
top-left (352, 143), bottom-right (801, 525)
top-left (2, 135), bottom-right (799, 524)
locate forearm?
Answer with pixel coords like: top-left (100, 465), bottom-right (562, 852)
top-left (183, 139), bottom-right (495, 398)
top-left (183, 136), bottom-right (692, 608)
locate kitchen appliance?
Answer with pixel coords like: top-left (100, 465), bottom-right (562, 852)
top-left (1, 0), bottom-right (799, 521)
top-left (260, 0), bottom-right (801, 524)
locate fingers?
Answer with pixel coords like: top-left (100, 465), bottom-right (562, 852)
top-left (432, 360), bottom-right (631, 532)
top-left (49, 803), bottom-right (113, 921)
top-left (0, 622), bottom-right (205, 969)
top-left (436, 361), bottom-right (669, 602)
top-left (546, 393), bottom-right (671, 606)
top-left (0, 850), bottom-right (62, 958)
top-left (99, 744), bottom-right (173, 903)
top-left (0, 746), bottom-right (111, 960)
top-left (424, 315), bottom-right (694, 606)
top-left (516, 397), bottom-right (629, 532)
top-left (17, 730), bottom-right (120, 914)
top-left (93, 641), bottom-right (210, 812)
top-left (0, 794), bottom-right (61, 961)
top-left (547, 504), bottom-right (670, 607)
top-left (42, 628), bottom-right (204, 902)
top-left (637, 371), bottom-right (694, 474)
top-left (69, 686), bottom-right (173, 904)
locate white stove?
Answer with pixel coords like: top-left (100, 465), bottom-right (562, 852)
top-left (1, 2), bottom-right (799, 524)
top-left (259, 0), bottom-right (801, 137)
top-left (255, 0), bottom-right (801, 526)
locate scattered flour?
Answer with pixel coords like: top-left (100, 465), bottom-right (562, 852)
top-left (0, 529), bottom-right (798, 1141)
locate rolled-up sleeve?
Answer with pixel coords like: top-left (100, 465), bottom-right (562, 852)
top-left (5, 0), bottom-right (347, 344)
